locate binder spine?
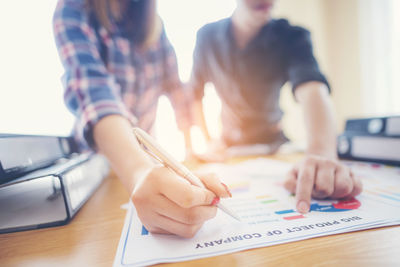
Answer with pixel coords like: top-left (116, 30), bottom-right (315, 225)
top-left (0, 135), bottom-right (78, 184)
top-left (337, 134), bottom-right (400, 166)
top-left (345, 116), bottom-right (400, 137)
top-left (61, 154), bottom-right (109, 215)
top-left (0, 153), bottom-right (109, 234)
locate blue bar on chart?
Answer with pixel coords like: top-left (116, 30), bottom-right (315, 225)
top-left (141, 226), bottom-right (149, 235)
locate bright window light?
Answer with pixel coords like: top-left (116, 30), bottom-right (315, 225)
top-left (157, 0), bottom-right (236, 82)
top-left (0, 0), bottom-right (74, 136)
top-left (154, 96), bottom-right (186, 161)
top-left (156, 1), bottom-right (234, 158)
top-left (190, 126), bottom-right (207, 155)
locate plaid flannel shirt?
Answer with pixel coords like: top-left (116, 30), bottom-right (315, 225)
top-left (53, 0), bottom-right (190, 149)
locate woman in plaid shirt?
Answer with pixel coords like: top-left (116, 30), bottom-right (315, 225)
top-left (53, 0), bottom-right (230, 238)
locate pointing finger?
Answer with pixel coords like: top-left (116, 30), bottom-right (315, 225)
top-left (295, 159), bottom-right (317, 213)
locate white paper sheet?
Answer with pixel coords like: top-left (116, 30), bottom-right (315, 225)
top-left (114, 159), bottom-right (400, 267)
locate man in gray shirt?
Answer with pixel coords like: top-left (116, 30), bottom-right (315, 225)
top-left (187, 0), bottom-right (362, 214)
top-left (191, 17), bottom-right (329, 147)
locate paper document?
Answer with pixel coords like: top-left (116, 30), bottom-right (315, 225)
top-left (114, 158), bottom-right (400, 267)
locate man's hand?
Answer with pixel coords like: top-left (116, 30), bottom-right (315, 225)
top-left (283, 154), bottom-right (363, 213)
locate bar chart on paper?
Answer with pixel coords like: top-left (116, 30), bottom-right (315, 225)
top-left (114, 158), bottom-right (400, 267)
top-left (138, 162), bottom-right (365, 237)
top-left (219, 167), bottom-right (364, 225)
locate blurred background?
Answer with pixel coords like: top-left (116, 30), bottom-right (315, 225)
top-left (0, 0), bottom-right (399, 160)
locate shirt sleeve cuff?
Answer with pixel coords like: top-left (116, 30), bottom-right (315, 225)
top-left (75, 100), bottom-right (137, 149)
top-left (291, 71), bottom-right (331, 95)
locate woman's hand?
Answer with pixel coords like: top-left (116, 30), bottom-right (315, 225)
top-left (131, 165), bottom-right (230, 238)
top-left (283, 154), bottom-right (363, 214)
top-left (92, 116), bottom-right (231, 238)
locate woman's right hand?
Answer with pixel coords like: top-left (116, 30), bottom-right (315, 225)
top-left (92, 116), bottom-right (230, 238)
top-left (131, 165), bottom-right (230, 238)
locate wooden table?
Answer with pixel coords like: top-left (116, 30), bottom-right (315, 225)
top-left (1, 155), bottom-right (400, 267)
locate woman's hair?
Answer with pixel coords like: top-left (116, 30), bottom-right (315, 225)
top-left (85, 0), bottom-right (161, 47)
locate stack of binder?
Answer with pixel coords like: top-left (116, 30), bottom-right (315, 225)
top-left (0, 134), bottom-right (109, 233)
top-left (0, 134), bottom-right (78, 184)
top-left (337, 116), bottom-right (400, 165)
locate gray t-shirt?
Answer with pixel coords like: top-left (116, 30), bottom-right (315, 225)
top-left (190, 18), bottom-right (330, 146)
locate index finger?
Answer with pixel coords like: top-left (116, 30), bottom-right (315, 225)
top-left (197, 172), bottom-right (232, 198)
top-left (295, 161), bottom-right (317, 213)
top-left (157, 167), bottom-right (217, 208)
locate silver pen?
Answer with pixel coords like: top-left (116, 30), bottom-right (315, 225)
top-left (133, 127), bottom-right (241, 221)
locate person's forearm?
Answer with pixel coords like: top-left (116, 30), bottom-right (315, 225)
top-left (287, 83), bottom-right (362, 213)
top-left (93, 115), bottom-right (154, 194)
top-left (295, 81), bottom-right (337, 159)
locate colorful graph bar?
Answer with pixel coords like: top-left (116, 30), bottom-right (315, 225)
top-left (260, 199), bottom-right (278, 204)
top-left (229, 181), bottom-right (251, 193)
top-left (283, 215), bottom-right (305, 220)
top-left (377, 194), bottom-right (400, 202)
top-left (141, 226), bottom-right (149, 235)
top-left (275, 209), bottom-right (295, 215)
top-left (366, 189), bottom-right (400, 202)
top-left (256, 195), bottom-right (271, 199)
